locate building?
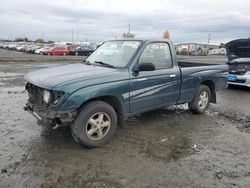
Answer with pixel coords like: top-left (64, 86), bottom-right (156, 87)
top-left (208, 48), bottom-right (226, 55)
top-left (174, 43), bottom-right (220, 56)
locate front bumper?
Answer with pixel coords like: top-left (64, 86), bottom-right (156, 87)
top-left (24, 102), bottom-right (77, 126)
top-left (228, 74), bottom-right (250, 87)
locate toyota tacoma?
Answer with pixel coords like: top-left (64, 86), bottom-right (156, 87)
top-left (24, 39), bottom-right (228, 148)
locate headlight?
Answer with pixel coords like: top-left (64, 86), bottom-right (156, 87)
top-left (43, 90), bottom-right (64, 104)
top-left (43, 90), bottom-right (51, 104)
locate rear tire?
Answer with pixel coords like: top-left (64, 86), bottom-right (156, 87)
top-left (188, 85), bottom-right (211, 114)
top-left (71, 101), bottom-right (117, 148)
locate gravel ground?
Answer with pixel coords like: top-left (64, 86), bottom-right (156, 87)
top-left (0, 55), bottom-right (250, 188)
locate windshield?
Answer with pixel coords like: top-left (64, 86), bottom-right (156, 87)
top-left (86, 40), bottom-right (142, 68)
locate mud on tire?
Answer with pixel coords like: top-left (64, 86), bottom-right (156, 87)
top-left (71, 101), bottom-right (117, 148)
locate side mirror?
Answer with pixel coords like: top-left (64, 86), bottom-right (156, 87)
top-left (135, 63), bottom-right (155, 72)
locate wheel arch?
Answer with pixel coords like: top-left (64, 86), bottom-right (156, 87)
top-left (78, 95), bottom-right (124, 124)
top-left (201, 80), bottom-right (216, 103)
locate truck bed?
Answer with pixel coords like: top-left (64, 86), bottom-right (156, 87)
top-left (177, 61), bottom-right (228, 104)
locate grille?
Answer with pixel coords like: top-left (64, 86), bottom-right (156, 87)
top-left (26, 83), bottom-right (47, 108)
top-left (229, 63), bottom-right (250, 75)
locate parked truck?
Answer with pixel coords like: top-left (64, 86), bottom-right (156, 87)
top-left (24, 39), bottom-right (228, 148)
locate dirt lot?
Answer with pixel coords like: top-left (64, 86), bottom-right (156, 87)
top-left (0, 52), bottom-right (250, 188)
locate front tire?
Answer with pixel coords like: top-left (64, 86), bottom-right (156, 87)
top-left (71, 101), bottom-right (117, 148)
top-left (188, 85), bottom-right (211, 114)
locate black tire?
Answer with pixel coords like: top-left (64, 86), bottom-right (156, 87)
top-left (188, 85), bottom-right (211, 114)
top-left (71, 101), bottom-right (117, 148)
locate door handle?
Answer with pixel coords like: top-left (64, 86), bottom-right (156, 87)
top-left (169, 74), bottom-right (176, 78)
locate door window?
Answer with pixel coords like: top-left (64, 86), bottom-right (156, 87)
top-left (139, 43), bottom-right (172, 69)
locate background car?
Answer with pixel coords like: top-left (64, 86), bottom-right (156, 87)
top-left (46, 46), bottom-right (71, 56)
top-left (226, 39), bottom-right (250, 87)
top-left (69, 46), bottom-right (95, 56)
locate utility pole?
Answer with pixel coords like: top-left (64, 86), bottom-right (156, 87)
top-left (207, 33), bottom-right (211, 45)
top-left (76, 21), bottom-right (79, 44)
top-left (128, 21), bottom-right (131, 34)
top-left (71, 29), bottom-right (74, 42)
top-left (42, 32), bottom-right (44, 40)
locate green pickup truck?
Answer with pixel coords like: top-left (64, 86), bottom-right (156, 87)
top-left (24, 39), bottom-right (228, 148)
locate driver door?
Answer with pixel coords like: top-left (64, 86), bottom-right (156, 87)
top-left (129, 42), bottom-right (181, 113)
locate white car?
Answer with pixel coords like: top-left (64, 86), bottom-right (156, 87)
top-left (35, 46), bottom-right (53, 55)
top-left (34, 47), bottom-right (45, 54)
top-left (226, 39), bottom-right (250, 87)
top-left (16, 45), bottom-right (27, 51)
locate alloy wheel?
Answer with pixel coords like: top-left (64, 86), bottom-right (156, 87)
top-left (85, 112), bottom-right (111, 141)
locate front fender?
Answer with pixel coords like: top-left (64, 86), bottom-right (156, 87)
top-left (53, 80), bottom-right (130, 115)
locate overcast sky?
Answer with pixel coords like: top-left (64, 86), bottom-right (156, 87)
top-left (0, 0), bottom-right (249, 44)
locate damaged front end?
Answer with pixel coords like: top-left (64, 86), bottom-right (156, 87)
top-left (24, 83), bottom-right (77, 127)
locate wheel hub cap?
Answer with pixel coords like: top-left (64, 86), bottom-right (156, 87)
top-left (198, 91), bottom-right (209, 109)
top-left (86, 112), bottom-right (111, 140)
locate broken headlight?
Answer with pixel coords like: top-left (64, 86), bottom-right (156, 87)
top-left (52, 91), bottom-right (65, 104)
top-left (43, 90), bottom-right (64, 104)
top-left (43, 90), bottom-right (52, 104)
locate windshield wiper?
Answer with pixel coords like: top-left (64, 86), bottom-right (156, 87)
top-left (94, 61), bottom-right (115, 68)
top-left (82, 60), bottom-right (91, 65)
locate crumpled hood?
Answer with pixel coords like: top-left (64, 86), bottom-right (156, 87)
top-left (225, 39), bottom-right (250, 62)
top-left (24, 63), bottom-right (119, 89)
